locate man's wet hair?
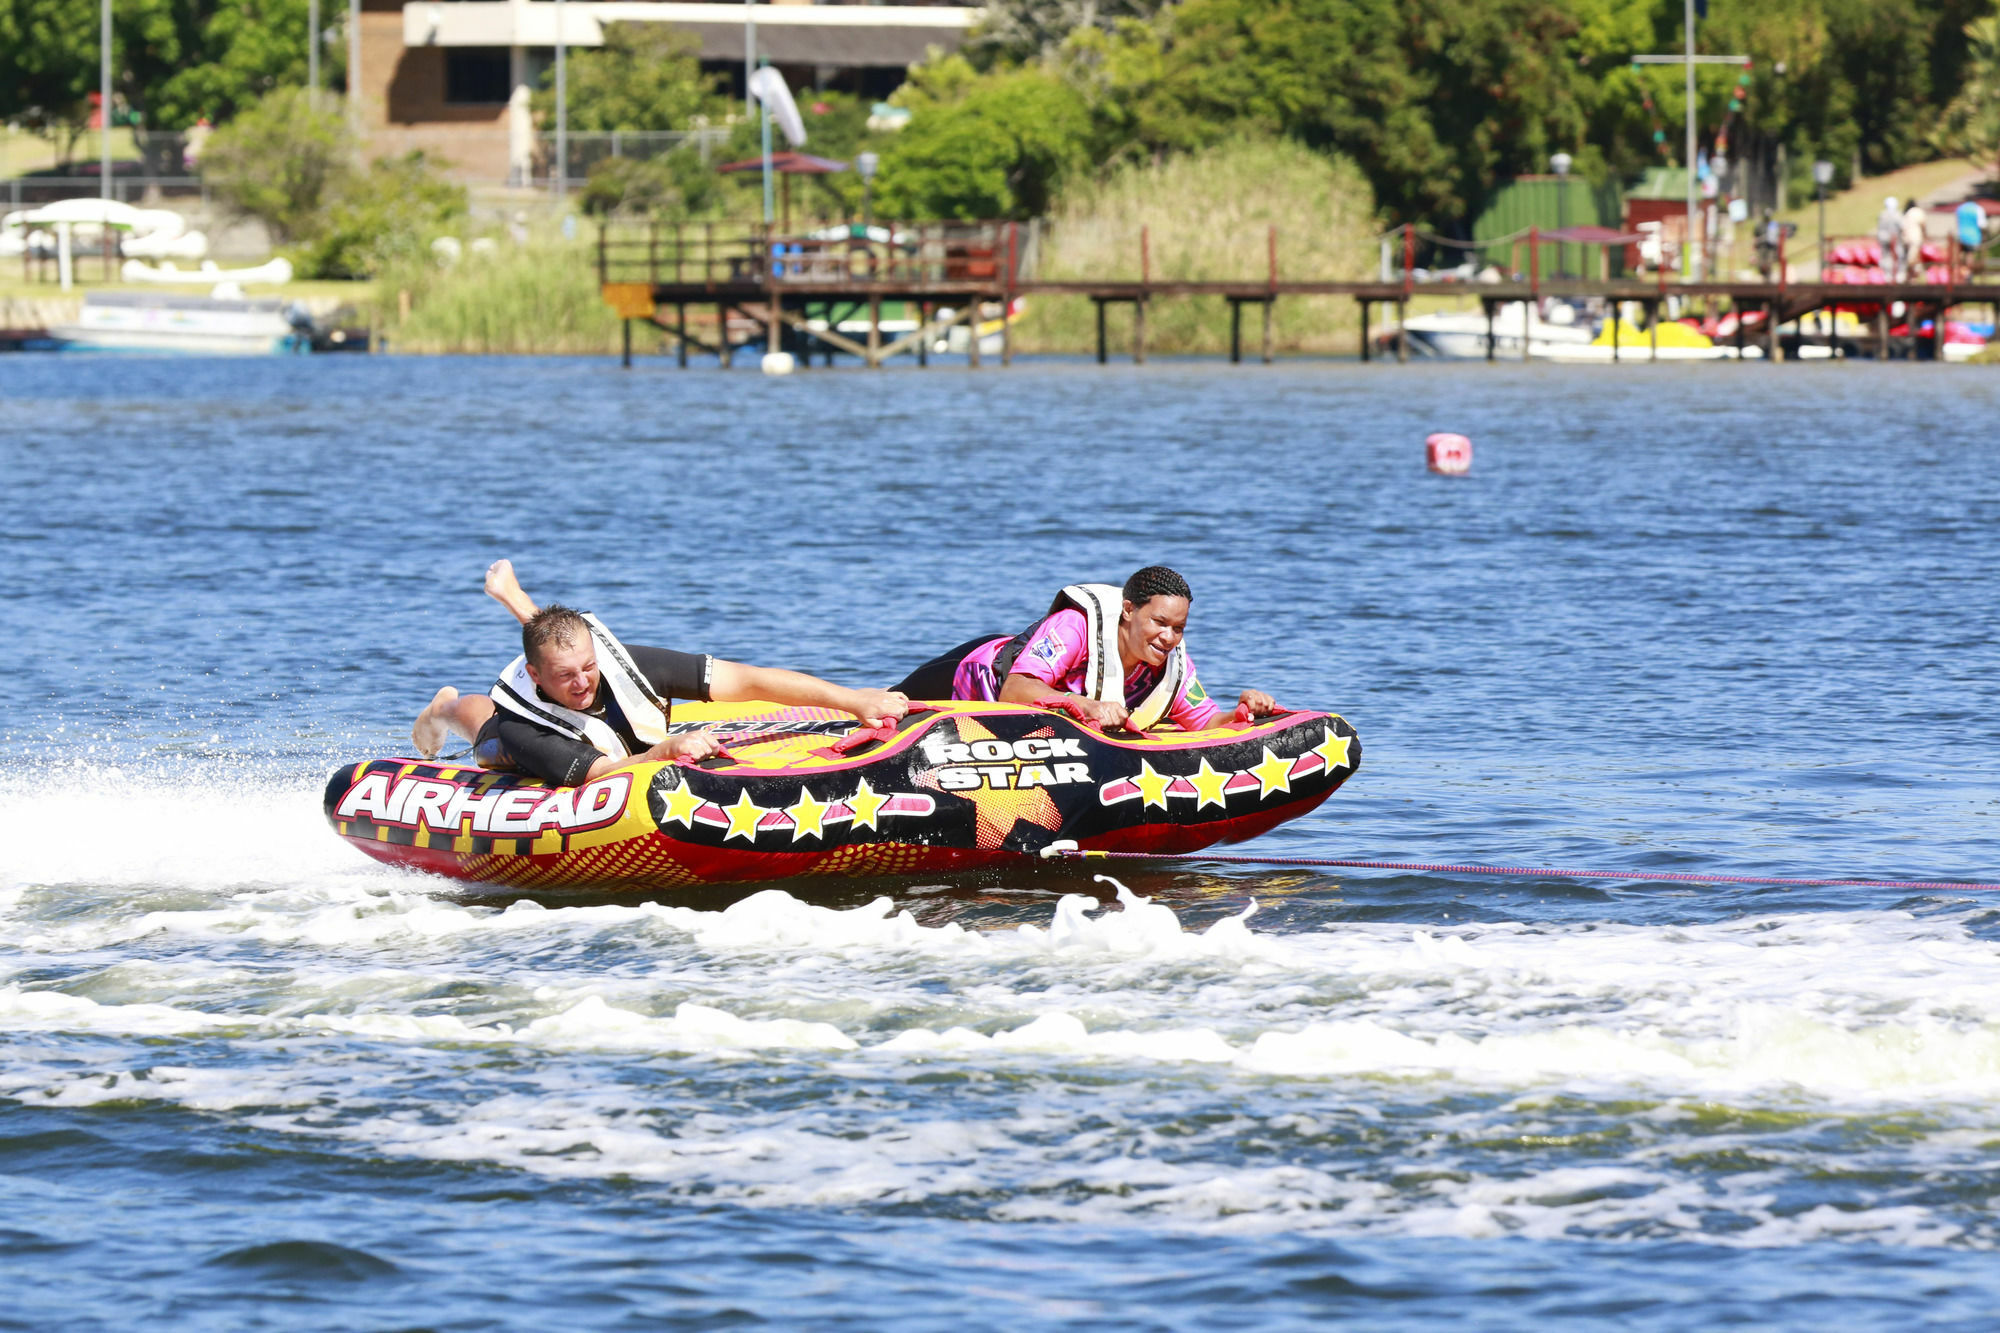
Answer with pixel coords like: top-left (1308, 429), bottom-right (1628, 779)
top-left (1122, 565), bottom-right (1192, 606)
top-left (523, 604), bottom-right (592, 668)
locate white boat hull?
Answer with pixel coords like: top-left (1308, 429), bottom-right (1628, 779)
top-left (51, 293), bottom-right (303, 355)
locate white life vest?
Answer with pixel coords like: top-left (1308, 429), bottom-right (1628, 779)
top-left (490, 613), bottom-right (668, 761)
top-left (997, 583), bottom-right (1187, 730)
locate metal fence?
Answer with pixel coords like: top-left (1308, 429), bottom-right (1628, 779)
top-left (538, 130), bottom-right (733, 188)
top-left (5, 130), bottom-right (208, 211)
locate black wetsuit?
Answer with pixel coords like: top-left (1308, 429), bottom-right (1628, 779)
top-left (475, 645), bottom-right (712, 787)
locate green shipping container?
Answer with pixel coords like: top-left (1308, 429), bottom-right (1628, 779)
top-left (1471, 175), bottom-right (1627, 276)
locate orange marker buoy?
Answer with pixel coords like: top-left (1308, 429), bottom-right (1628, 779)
top-left (1426, 432), bottom-right (1472, 474)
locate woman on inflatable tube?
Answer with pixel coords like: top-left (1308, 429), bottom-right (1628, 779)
top-left (892, 565), bottom-right (1279, 732)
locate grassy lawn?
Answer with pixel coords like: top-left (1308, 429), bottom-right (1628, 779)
top-left (1777, 158), bottom-right (1988, 258)
top-left (0, 275), bottom-right (374, 305)
top-left (2, 128), bottom-right (142, 179)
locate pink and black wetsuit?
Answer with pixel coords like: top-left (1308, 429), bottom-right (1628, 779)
top-left (895, 608), bottom-right (1221, 730)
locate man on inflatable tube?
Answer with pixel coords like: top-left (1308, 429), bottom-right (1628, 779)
top-left (411, 561), bottom-right (908, 787)
top-left (892, 565), bottom-right (1278, 732)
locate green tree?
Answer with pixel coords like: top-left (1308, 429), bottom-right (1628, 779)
top-left (201, 85), bottom-right (352, 240)
top-left (968, 0), bottom-right (1176, 67)
top-left (0, 0), bottom-right (189, 160)
top-left (152, 0), bottom-right (345, 126)
top-left (296, 151), bottom-right (467, 278)
top-left (578, 147), bottom-right (724, 218)
top-left (533, 23), bottom-right (724, 131)
top-left (1933, 15), bottom-right (2000, 175)
top-left (875, 66), bottom-right (1094, 218)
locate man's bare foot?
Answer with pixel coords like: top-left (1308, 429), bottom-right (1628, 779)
top-left (484, 559), bottom-right (538, 624)
top-left (411, 686), bottom-right (459, 758)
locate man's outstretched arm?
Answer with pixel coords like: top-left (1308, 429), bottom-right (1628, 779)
top-left (709, 661), bottom-right (909, 727)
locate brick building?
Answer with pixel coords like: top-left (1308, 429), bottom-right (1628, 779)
top-left (355, 0), bottom-right (978, 182)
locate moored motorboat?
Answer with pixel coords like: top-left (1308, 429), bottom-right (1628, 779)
top-left (324, 699), bottom-right (1359, 889)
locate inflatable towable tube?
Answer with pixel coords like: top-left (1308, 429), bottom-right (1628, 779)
top-left (324, 700), bottom-right (1359, 889)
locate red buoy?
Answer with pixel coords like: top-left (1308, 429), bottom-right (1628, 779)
top-left (1426, 432), bottom-right (1472, 475)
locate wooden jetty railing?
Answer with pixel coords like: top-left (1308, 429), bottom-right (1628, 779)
top-left (597, 220), bottom-right (2000, 367)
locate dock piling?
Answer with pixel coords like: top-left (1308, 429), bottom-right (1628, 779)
top-left (1359, 301), bottom-right (1371, 362)
top-left (621, 318), bottom-right (632, 368)
top-left (1261, 299), bottom-right (1274, 365)
top-left (1485, 301), bottom-right (1496, 361)
top-left (1229, 301), bottom-right (1242, 364)
top-left (1095, 300), bottom-right (1108, 364)
top-left (676, 303), bottom-right (688, 368)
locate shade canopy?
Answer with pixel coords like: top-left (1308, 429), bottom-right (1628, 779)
top-left (717, 152), bottom-right (849, 176)
top-left (1537, 224), bottom-right (1647, 245)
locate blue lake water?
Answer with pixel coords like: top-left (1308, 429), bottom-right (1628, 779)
top-left (2, 354), bottom-right (1998, 1330)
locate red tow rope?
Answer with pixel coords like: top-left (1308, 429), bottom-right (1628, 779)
top-left (1042, 847), bottom-right (2000, 892)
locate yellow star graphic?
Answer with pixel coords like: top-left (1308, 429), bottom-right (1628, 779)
top-left (1249, 747), bottom-right (1294, 798)
top-left (722, 789), bottom-right (767, 842)
top-left (660, 779), bottom-right (704, 828)
top-left (846, 778), bottom-right (887, 831)
top-left (1312, 727), bottom-right (1352, 773)
top-left (1133, 759), bottom-right (1172, 810)
top-left (1188, 757), bottom-right (1231, 810)
top-left (786, 787), bottom-right (831, 841)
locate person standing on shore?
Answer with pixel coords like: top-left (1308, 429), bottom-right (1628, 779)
top-left (1902, 200), bottom-right (1929, 281)
top-left (1957, 198), bottom-right (1987, 278)
top-left (1877, 197), bottom-right (1902, 276)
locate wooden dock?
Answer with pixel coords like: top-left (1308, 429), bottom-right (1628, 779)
top-left (598, 221), bottom-right (2000, 366)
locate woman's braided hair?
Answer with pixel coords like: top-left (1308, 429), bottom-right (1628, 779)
top-left (1121, 565), bottom-right (1192, 606)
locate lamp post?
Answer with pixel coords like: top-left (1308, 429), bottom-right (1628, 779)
top-left (856, 150), bottom-right (878, 233)
top-left (1813, 158), bottom-right (1833, 273)
top-left (553, 0), bottom-right (566, 196)
top-left (100, 0), bottom-right (111, 202)
top-left (1550, 151), bottom-right (1572, 278)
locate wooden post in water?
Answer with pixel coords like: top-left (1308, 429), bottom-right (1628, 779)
top-left (968, 300), bottom-right (982, 369)
top-left (1264, 224), bottom-right (1278, 364)
top-left (1649, 299), bottom-right (1658, 362)
top-left (867, 294), bottom-right (881, 368)
top-left (1359, 301), bottom-right (1370, 362)
top-left (621, 317), bottom-right (632, 368)
top-left (918, 301), bottom-right (929, 367)
top-left (1876, 302), bottom-right (1889, 359)
top-left (1485, 300), bottom-right (1496, 361)
top-left (1229, 301), bottom-right (1242, 364)
top-left (1767, 300), bottom-right (1780, 361)
top-left (1095, 300), bottom-right (1108, 364)
top-left (1399, 224), bottom-right (1414, 364)
top-left (1002, 222), bottom-right (1018, 367)
top-left (676, 303), bottom-right (688, 368)
top-left (1135, 225), bottom-right (1150, 365)
top-left (1611, 304), bottom-right (1620, 361)
top-left (717, 303), bottom-right (732, 368)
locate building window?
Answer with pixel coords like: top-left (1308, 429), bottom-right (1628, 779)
top-left (445, 48), bottom-right (512, 104)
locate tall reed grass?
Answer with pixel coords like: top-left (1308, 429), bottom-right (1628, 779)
top-left (1015, 138), bottom-right (1380, 357)
top-left (377, 241), bottom-right (658, 355)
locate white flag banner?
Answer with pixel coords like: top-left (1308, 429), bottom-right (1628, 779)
top-left (748, 66), bottom-right (807, 148)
